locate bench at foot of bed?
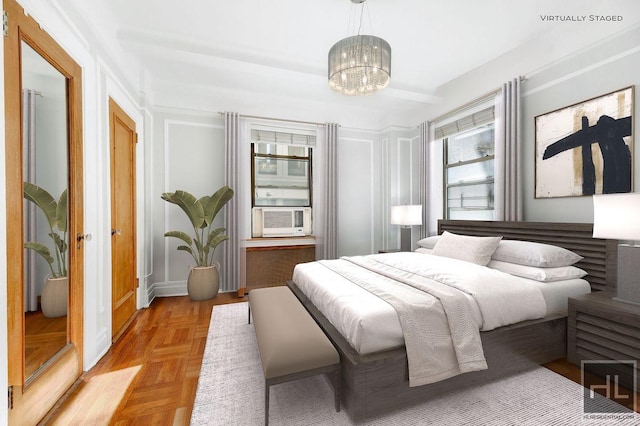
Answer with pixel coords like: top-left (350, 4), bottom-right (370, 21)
top-left (248, 286), bottom-right (340, 426)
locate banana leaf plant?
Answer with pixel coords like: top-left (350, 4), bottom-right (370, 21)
top-left (161, 186), bottom-right (234, 267)
top-left (23, 182), bottom-right (68, 278)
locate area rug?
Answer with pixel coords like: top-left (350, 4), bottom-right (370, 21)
top-left (191, 302), bottom-right (637, 425)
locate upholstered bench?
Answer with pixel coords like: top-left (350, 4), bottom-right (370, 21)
top-left (248, 286), bottom-right (340, 426)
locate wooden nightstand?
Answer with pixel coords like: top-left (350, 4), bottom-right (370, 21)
top-left (567, 291), bottom-right (640, 391)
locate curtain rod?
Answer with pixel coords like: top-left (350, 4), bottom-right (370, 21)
top-left (430, 76), bottom-right (526, 124)
top-left (217, 112), bottom-right (332, 127)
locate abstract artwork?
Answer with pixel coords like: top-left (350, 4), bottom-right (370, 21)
top-left (535, 86), bottom-right (634, 198)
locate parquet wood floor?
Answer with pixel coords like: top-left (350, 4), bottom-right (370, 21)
top-left (24, 310), bottom-right (67, 378)
top-left (43, 293), bottom-right (242, 425)
top-left (42, 294), bottom-right (637, 424)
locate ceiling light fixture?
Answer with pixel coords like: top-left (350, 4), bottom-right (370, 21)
top-left (328, 0), bottom-right (391, 96)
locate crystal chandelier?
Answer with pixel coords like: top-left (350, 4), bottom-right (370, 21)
top-left (328, 0), bottom-right (391, 96)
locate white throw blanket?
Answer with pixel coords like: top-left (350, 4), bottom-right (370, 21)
top-left (317, 252), bottom-right (547, 387)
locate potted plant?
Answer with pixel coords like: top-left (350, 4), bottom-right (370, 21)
top-left (23, 182), bottom-right (68, 318)
top-left (161, 186), bottom-right (234, 300)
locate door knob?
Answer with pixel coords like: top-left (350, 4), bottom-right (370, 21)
top-left (76, 233), bottom-right (92, 248)
top-left (111, 229), bottom-right (122, 236)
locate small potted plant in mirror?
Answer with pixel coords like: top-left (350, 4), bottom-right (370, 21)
top-left (161, 186), bottom-right (234, 300)
top-left (23, 182), bottom-right (69, 318)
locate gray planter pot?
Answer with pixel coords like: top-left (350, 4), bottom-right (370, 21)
top-left (187, 265), bottom-right (220, 301)
top-left (41, 276), bottom-right (68, 318)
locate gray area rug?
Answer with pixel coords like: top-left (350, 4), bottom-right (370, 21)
top-left (191, 302), bottom-right (637, 425)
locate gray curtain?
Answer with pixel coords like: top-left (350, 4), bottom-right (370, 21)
top-left (320, 123), bottom-right (339, 260)
top-left (23, 89), bottom-right (38, 312)
top-left (494, 78), bottom-right (522, 221)
top-left (223, 112), bottom-right (240, 292)
top-left (418, 121), bottom-right (431, 238)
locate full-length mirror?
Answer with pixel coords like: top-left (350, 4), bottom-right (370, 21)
top-left (21, 41), bottom-right (70, 379)
top-left (4, 0), bottom-right (84, 421)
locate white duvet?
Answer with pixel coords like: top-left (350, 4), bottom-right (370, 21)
top-left (364, 253), bottom-right (548, 330)
top-left (293, 252), bottom-right (590, 384)
top-left (319, 255), bottom-right (491, 386)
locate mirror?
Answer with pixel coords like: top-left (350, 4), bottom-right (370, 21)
top-left (5, 2), bottom-right (84, 419)
top-left (21, 41), bottom-right (69, 379)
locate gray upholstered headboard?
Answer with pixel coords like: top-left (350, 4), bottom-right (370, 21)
top-left (437, 220), bottom-right (618, 292)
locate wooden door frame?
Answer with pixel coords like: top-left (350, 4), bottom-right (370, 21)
top-left (108, 97), bottom-right (138, 340)
top-left (4, 0), bottom-right (84, 422)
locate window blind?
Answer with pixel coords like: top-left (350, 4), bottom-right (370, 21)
top-left (435, 106), bottom-right (495, 139)
top-left (250, 129), bottom-right (316, 146)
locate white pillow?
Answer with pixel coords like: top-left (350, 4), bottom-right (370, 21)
top-left (431, 231), bottom-right (502, 266)
top-left (492, 240), bottom-right (583, 267)
top-left (416, 236), bottom-right (440, 249)
top-left (488, 260), bottom-right (587, 282)
top-left (415, 247), bottom-right (433, 254)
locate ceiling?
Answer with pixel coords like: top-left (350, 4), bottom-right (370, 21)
top-left (76, 0), bottom-right (640, 128)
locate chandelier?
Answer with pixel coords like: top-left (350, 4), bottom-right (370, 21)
top-left (328, 0), bottom-right (391, 96)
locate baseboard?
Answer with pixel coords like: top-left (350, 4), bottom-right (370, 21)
top-left (150, 280), bottom-right (189, 298)
top-left (84, 327), bottom-right (110, 372)
top-left (148, 280), bottom-right (241, 299)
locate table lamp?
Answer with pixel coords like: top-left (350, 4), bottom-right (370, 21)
top-left (391, 205), bottom-right (422, 252)
top-left (593, 193), bottom-right (640, 305)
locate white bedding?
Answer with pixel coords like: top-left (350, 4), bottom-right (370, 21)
top-left (292, 251), bottom-right (591, 356)
top-left (319, 255), bottom-right (491, 386)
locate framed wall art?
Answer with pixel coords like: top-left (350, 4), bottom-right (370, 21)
top-left (535, 86), bottom-right (634, 198)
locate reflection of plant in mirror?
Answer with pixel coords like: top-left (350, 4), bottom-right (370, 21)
top-left (23, 182), bottom-right (68, 278)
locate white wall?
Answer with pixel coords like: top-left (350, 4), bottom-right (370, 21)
top-left (150, 113), bottom-right (227, 296)
top-left (337, 132), bottom-right (378, 255)
top-left (522, 26), bottom-right (640, 222)
top-left (382, 128), bottom-right (422, 249)
top-left (425, 24), bottom-right (640, 224)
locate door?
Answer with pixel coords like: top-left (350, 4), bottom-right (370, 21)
top-left (109, 98), bottom-right (138, 339)
top-left (4, 0), bottom-right (84, 423)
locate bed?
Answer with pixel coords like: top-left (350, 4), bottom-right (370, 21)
top-left (287, 220), bottom-right (618, 421)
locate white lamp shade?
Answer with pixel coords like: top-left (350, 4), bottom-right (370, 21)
top-left (391, 205), bottom-right (422, 226)
top-left (593, 193), bottom-right (640, 240)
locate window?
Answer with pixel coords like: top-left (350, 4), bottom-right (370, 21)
top-left (441, 107), bottom-right (495, 220)
top-left (251, 129), bottom-right (313, 207)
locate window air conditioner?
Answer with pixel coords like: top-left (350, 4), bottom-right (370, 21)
top-left (252, 207), bottom-right (312, 237)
